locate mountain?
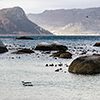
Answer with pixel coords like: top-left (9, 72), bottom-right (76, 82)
top-left (0, 7), bottom-right (52, 35)
top-left (27, 7), bottom-right (100, 35)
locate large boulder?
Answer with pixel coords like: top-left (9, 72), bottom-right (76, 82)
top-left (0, 40), bottom-right (8, 53)
top-left (68, 55), bottom-right (100, 74)
top-left (12, 48), bottom-right (34, 54)
top-left (35, 42), bottom-right (68, 51)
top-left (16, 36), bottom-right (34, 40)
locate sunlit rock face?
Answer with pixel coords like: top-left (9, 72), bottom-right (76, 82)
top-left (27, 7), bottom-right (100, 35)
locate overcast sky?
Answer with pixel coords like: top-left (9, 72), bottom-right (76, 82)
top-left (0, 0), bottom-right (100, 13)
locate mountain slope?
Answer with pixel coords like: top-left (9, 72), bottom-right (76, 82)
top-left (0, 7), bottom-right (52, 35)
top-left (27, 7), bottom-right (100, 35)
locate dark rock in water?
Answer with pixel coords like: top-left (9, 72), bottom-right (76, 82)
top-left (51, 45), bottom-right (67, 51)
top-left (59, 52), bottom-right (72, 59)
top-left (41, 51), bottom-right (51, 54)
top-left (35, 43), bottom-right (68, 51)
top-left (0, 47), bottom-right (8, 53)
top-left (51, 52), bottom-right (61, 57)
top-left (93, 42), bottom-right (100, 47)
top-left (55, 69), bottom-right (60, 72)
top-left (45, 64), bottom-right (48, 66)
top-left (65, 64), bottom-right (68, 67)
top-left (59, 68), bottom-right (62, 70)
top-left (55, 64), bottom-right (57, 67)
top-left (58, 62), bottom-right (63, 66)
top-left (80, 51), bottom-right (87, 55)
top-left (64, 71), bottom-right (67, 73)
top-left (51, 51), bottom-right (72, 59)
top-left (35, 44), bottom-right (52, 51)
top-left (49, 64), bottom-right (54, 66)
top-left (0, 40), bottom-right (8, 53)
top-left (68, 55), bottom-right (100, 74)
top-left (93, 53), bottom-right (100, 56)
top-left (12, 48), bottom-right (35, 54)
top-left (16, 36), bottom-right (34, 40)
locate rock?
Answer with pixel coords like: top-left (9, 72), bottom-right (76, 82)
top-left (55, 69), bottom-right (60, 72)
top-left (51, 45), bottom-right (68, 51)
top-left (59, 52), bottom-right (72, 59)
top-left (59, 68), bottom-right (62, 70)
top-left (12, 48), bottom-right (35, 54)
top-left (45, 64), bottom-right (48, 66)
top-left (0, 47), bottom-right (8, 53)
top-left (58, 62), bottom-right (63, 66)
top-left (93, 53), bottom-right (100, 56)
top-left (68, 55), bottom-right (100, 74)
top-left (16, 36), bottom-right (34, 40)
top-left (51, 51), bottom-right (72, 59)
top-left (80, 51), bottom-right (87, 55)
top-left (93, 42), bottom-right (100, 47)
top-left (35, 43), bottom-right (52, 51)
top-left (55, 64), bottom-right (57, 67)
top-left (65, 64), bottom-right (68, 67)
top-left (64, 71), bottom-right (67, 73)
top-left (49, 64), bottom-right (54, 66)
top-left (41, 51), bottom-right (51, 54)
top-left (35, 42), bottom-right (68, 51)
top-left (51, 52), bottom-right (61, 57)
top-left (0, 40), bottom-right (8, 53)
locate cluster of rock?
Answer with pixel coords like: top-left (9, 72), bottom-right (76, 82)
top-left (34, 42), bottom-right (73, 59)
top-left (45, 62), bottom-right (68, 73)
top-left (34, 42), bottom-right (68, 52)
top-left (1, 38), bottom-right (100, 75)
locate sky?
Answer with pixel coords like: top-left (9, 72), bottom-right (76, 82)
top-left (0, 0), bottom-right (100, 14)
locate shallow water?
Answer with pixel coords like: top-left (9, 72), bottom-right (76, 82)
top-left (0, 36), bottom-right (100, 100)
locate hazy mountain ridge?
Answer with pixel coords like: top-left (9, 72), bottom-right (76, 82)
top-left (27, 7), bottom-right (100, 35)
top-left (0, 7), bottom-right (52, 35)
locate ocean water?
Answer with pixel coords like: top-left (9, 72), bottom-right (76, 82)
top-left (0, 36), bottom-right (100, 100)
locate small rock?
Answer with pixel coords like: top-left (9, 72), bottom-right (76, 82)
top-left (59, 68), bottom-right (62, 70)
top-left (55, 69), bottom-right (59, 72)
top-left (55, 64), bottom-right (57, 67)
top-left (64, 71), bottom-right (67, 73)
top-left (65, 64), bottom-right (68, 67)
top-left (58, 62), bottom-right (63, 66)
top-left (16, 36), bottom-right (34, 40)
top-left (45, 64), bottom-right (48, 66)
top-left (49, 64), bottom-right (54, 66)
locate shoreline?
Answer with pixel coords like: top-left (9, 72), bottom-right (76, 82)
top-left (0, 34), bottom-right (100, 37)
